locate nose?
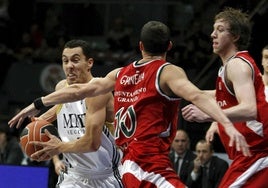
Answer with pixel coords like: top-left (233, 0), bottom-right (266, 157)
top-left (66, 61), bottom-right (74, 68)
top-left (211, 30), bottom-right (216, 38)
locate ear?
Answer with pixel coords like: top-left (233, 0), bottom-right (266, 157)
top-left (139, 41), bottom-right (144, 51)
top-left (233, 35), bottom-right (240, 43)
top-left (167, 41), bottom-right (173, 51)
top-left (87, 58), bottom-right (94, 71)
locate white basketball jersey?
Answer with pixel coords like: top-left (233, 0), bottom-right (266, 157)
top-left (57, 99), bottom-right (121, 175)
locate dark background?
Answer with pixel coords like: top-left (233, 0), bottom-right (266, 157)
top-left (0, 0), bottom-right (267, 152)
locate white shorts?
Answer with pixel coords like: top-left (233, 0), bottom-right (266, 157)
top-left (56, 168), bottom-right (123, 188)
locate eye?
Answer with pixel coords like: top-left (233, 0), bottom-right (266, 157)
top-left (62, 59), bottom-right (68, 64)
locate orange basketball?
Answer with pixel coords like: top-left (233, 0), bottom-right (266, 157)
top-left (20, 120), bottom-right (58, 160)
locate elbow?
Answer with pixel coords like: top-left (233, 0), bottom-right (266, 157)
top-left (80, 141), bottom-right (100, 152)
top-left (242, 103), bottom-right (257, 120)
top-left (90, 142), bottom-right (101, 152)
top-left (248, 106), bottom-right (257, 119)
top-left (72, 85), bottom-right (88, 100)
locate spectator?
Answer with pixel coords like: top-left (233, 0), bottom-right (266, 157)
top-left (0, 121), bottom-right (24, 165)
top-left (186, 139), bottom-right (228, 188)
top-left (169, 129), bottom-right (196, 184)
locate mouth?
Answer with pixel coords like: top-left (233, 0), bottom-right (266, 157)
top-left (67, 73), bottom-right (76, 79)
top-left (212, 41), bottom-right (218, 48)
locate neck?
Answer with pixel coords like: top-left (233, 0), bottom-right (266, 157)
top-left (139, 53), bottom-right (165, 64)
top-left (263, 72), bottom-right (268, 86)
top-left (221, 52), bottom-right (236, 65)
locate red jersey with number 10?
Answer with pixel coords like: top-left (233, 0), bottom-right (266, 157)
top-left (114, 60), bottom-right (181, 162)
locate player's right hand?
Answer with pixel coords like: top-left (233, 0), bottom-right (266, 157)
top-left (8, 103), bottom-right (40, 128)
top-left (224, 125), bottom-right (251, 157)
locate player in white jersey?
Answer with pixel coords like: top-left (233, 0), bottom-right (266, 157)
top-left (27, 39), bottom-right (123, 188)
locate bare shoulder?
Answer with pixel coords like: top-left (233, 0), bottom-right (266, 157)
top-left (107, 67), bottom-right (122, 79)
top-left (161, 64), bottom-right (187, 81)
top-left (160, 64), bottom-right (190, 97)
top-left (227, 58), bottom-right (253, 76)
top-left (55, 79), bottom-right (67, 91)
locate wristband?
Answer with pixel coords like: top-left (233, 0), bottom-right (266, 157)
top-left (33, 97), bottom-right (45, 110)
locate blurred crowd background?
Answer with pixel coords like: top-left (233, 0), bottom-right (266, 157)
top-left (0, 0), bottom-right (267, 152)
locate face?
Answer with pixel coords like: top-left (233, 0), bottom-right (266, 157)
top-left (262, 49), bottom-right (268, 73)
top-left (62, 47), bottom-right (93, 85)
top-left (195, 142), bottom-right (213, 165)
top-left (172, 130), bottom-right (190, 155)
top-left (210, 19), bottom-right (234, 55)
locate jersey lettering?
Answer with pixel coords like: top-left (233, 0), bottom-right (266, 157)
top-left (115, 105), bottom-right (137, 139)
top-left (63, 113), bottom-right (86, 128)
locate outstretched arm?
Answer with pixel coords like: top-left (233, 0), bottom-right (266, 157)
top-left (8, 68), bottom-right (120, 128)
top-left (161, 65), bottom-right (251, 156)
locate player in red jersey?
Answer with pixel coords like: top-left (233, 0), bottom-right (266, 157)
top-left (182, 7), bottom-right (268, 187)
top-left (9, 21), bottom-right (250, 188)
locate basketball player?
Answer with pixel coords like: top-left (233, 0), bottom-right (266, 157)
top-left (182, 8), bottom-right (268, 187)
top-left (26, 40), bottom-right (123, 188)
top-left (262, 45), bottom-right (268, 101)
top-left (9, 21), bottom-right (250, 188)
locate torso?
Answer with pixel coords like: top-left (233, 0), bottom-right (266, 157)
top-left (114, 59), bottom-right (181, 162)
top-left (56, 99), bottom-right (120, 173)
top-left (215, 51), bottom-right (268, 159)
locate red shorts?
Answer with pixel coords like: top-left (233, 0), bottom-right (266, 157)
top-left (120, 159), bottom-right (186, 188)
top-left (219, 155), bottom-right (268, 188)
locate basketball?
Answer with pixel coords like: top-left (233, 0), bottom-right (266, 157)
top-left (20, 120), bottom-right (58, 160)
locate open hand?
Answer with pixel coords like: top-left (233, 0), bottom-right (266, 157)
top-left (8, 103), bottom-right (40, 128)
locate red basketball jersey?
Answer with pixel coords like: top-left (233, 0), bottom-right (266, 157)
top-left (114, 60), bottom-right (181, 162)
top-left (216, 51), bottom-right (268, 159)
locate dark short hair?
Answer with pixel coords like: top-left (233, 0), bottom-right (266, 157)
top-left (64, 39), bottom-right (92, 60)
top-left (197, 139), bottom-right (214, 152)
top-left (140, 21), bottom-right (171, 55)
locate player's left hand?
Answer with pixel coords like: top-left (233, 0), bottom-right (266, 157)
top-left (205, 122), bottom-right (219, 142)
top-left (181, 104), bottom-right (211, 123)
top-left (30, 129), bottom-right (62, 161)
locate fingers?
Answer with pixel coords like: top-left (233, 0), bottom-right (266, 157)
top-left (44, 129), bottom-right (53, 138)
top-left (30, 141), bottom-right (44, 146)
top-left (228, 135), bottom-right (251, 157)
top-left (31, 148), bottom-right (52, 161)
top-left (32, 152), bottom-right (52, 161)
top-left (238, 137), bottom-right (251, 157)
top-left (181, 104), bottom-right (192, 116)
top-left (205, 132), bottom-right (214, 142)
top-left (181, 105), bottom-right (194, 122)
